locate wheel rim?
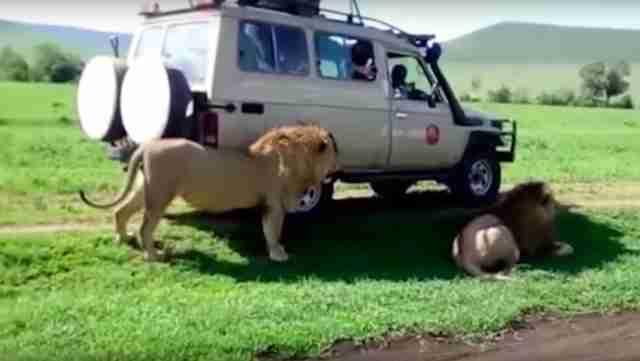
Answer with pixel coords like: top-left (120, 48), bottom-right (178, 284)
top-left (468, 160), bottom-right (493, 197)
top-left (291, 185), bottom-right (322, 213)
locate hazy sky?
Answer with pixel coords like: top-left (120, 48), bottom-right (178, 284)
top-left (2, 0), bottom-right (640, 40)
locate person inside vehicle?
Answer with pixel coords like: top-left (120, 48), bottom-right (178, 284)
top-left (391, 64), bottom-right (410, 98)
top-left (351, 41), bottom-right (376, 81)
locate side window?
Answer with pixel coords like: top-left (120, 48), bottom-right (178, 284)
top-left (135, 26), bottom-right (164, 58)
top-left (315, 33), bottom-right (376, 82)
top-left (274, 26), bottom-right (309, 75)
top-left (238, 22), bottom-right (275, 73)
top-left (387, 53), bottom-right (434, 101)
top-left (238, 21), bottom-right (309, 76)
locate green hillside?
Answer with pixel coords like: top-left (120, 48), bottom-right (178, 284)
top-left (0, 19), bottom-right (131, 61)
top-left (443, 22), bottom-right (640, 64)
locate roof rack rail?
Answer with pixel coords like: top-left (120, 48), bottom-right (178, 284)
top-left (138, 0), bottom-right (437, 48)
top-left (317, 7), bottom-right (435, 47)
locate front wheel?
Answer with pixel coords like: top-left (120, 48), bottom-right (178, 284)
top-left (449, 152), bottom-right (501, 206)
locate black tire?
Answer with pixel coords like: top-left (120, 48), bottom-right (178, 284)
top-left (370, 180), bottom-right (414, 198)
top-left (76, 56), bottom-right (128, 142)
top-left (120, 57), bottom-right (194, 144)
top-left (449, 152), bottom-right (501, 206)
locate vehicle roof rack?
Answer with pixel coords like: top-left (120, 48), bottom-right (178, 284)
top-left (139, 0), bottom-right (436, 48)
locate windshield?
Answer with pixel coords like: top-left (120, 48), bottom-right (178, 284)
top-left (133, 21), bottom-right (212, 88)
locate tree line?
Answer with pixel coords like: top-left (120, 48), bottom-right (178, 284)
top-left (460, 61), bottom-right (635, 109)
top-left (0, 43), bottom-right (83, 83)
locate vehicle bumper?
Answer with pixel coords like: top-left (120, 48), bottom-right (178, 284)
top-left (494, 119), bottom-right (517, 163)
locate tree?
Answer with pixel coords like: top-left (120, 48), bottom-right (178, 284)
top-left (0, 46), bottom-right (30, 82)
top-left (605, 61), bottom-right (631, 104)
top-left (471, 76), bottom-right (482, 93)
top-left (31, 43), bottom-right (83, 83)
top-left (579, 62), bottom-right (607, 101)
top-left (579, 61), bottom-right (632, 105)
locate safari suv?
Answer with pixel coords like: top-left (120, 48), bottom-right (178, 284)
top-left (76, 0), bottom-right (517, 215)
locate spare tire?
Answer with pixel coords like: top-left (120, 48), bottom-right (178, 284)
top-left (76, 56), bottom-right (128, 142)
top-left (120, 56), bottom-right (193, 144)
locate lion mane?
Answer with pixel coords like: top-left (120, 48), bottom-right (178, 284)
top-left (79, 123), bottom-right (339, 263)
top-left (452, 181), bottom-right (574, 280)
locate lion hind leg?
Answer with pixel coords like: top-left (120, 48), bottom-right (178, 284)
top-left (261, 206), bottom-right (288, 262)
top-left (114, 181), bottom-right (144, 247)
top-left (552, 241), bottom-right (574, 257)
top-left (139, 187), bottom-right (175, 262)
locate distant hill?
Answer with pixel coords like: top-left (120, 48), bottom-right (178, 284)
top-left (0, 19), bottom-right (131, 61)
top-left (443, 22), bottom-right (640, 64)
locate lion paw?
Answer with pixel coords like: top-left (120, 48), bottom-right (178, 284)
top-left (553, 242), bottom-right (574, 257)
top-left (268, 245), bottom-right (289, 263)
top-left (114, 233), bottom-right (137, 246)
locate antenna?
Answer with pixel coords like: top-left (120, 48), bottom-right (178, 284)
top-left (351, 0), bottom-right (363, 25)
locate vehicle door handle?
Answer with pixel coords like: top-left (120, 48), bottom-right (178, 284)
top-left (395, 112), bottom-right (408, 119)
top-left (242, 102), bottom-right (265, 115)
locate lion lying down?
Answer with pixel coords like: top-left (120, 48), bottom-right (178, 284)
top-left (79, 124), bottom-right (340, 262)
top-left (452, 181), bottom-right (574, 280)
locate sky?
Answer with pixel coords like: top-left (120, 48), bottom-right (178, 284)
top-left (1, 0), bottom-right (640, 41)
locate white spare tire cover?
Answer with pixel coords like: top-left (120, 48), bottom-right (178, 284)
top-left (120, 56), bottom-right (193, 144)
top-left (76, 56), bottom-right (127, 141)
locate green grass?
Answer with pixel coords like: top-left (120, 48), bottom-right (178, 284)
top-left (1, 206), bottom-right (639, 360)
top-left (2, 81), bottom-right (640, 360)
top-left (2, 82), bottom-right (640, 224)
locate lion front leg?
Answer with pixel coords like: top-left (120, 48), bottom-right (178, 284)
top-left (262, 206), bottom-right (289, 262)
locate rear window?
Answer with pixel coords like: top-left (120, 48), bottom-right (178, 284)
top-left (133, 22), bottom-right (212, 88)
top-left (162, 22), bottom-right (210, 87)
top-left (135, 26), bottom-right (164, 58)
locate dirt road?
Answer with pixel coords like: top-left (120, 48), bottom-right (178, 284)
top-left (303, 312), bottom-right (640, 361)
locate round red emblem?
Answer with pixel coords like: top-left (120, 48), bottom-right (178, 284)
top-left (426, 125), bottom-right (440, 145)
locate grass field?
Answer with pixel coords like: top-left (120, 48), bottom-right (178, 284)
top-left (1, 82), bottom-right (640, 360)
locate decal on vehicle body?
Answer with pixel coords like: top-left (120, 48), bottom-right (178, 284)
top-left (426, 125), bottom-right (440, 145)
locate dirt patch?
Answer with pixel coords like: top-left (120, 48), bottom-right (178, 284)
top-left (294, 312), bottom-right (640, 361)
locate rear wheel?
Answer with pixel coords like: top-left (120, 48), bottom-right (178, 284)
top-left (450, 152), bottom-right (501, 206)
top-left (287, 181), bottom-right (335, 217)
top-left (370, 180), bottom-right (414, 198)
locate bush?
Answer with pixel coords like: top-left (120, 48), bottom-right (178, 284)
top-left (0, 46), bottom-right (30, 82)
top-left (459, 92), bottom-right (481, 103)
top-left (536, 89), bottom-right (576, 106)
top-left (609, 94), bottom-right (635, 109)
top-left (31, 43), bottom-right (83, 83)
top-left (512, 88), bottom-right (530, 104)
top-left (487, 85), bottom-right (512, 103)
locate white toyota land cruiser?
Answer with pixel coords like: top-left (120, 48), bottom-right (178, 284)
top-left (76, 0), bottom-right (517, 216)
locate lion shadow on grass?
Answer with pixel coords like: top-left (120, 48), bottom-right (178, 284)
top-left (163, 190), bottom-right (635, 282)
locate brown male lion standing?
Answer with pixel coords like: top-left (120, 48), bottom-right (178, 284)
top-left (452, 181), bottom-right (574, 280)
top-left (79, 124), bottom-right (339, 262)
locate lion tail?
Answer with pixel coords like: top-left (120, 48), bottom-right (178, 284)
top-left (79, 145), bottom-right (145, 209)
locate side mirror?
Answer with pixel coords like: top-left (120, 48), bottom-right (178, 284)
top-left (424, 42), bottom-right (442, 64)
top-left (426, 94), bottom-right (436, 109)
top-left (109, 35), bottom-right (120, 58)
